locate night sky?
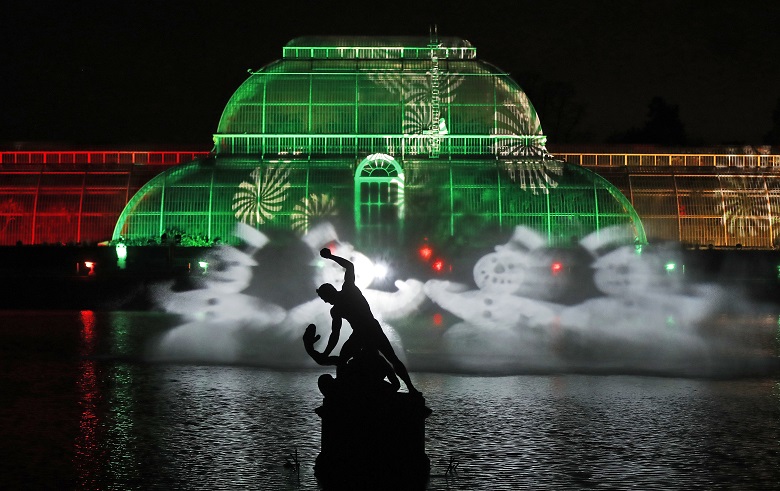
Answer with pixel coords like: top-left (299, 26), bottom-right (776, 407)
top-left (2, 1), bottom-right (778, 147)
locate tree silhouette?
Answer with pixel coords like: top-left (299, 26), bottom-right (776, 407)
top-left (608, 96), bottom-right (687, 145)
top-left (763, 97), bottom-right (780, 145)
top-left (517, 73), bottom-right (587, 143)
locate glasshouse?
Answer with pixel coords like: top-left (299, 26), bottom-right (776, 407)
top-left (111, 36), bottom-right (646, 254)
top-left (3, 37), bottom-right (779, 251)
top-left (0, 152), bottom-right (206, 246)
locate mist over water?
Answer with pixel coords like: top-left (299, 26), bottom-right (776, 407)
top-left (148, 223), bottom-right (779, 379)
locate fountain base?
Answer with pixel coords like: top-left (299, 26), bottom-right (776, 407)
top-left (314, 391), bottom-right (432, 489)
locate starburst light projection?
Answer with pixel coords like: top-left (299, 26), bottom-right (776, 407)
top-left (367, 72), bottom-right (464, 108)
top-left (717, 176), bottom-right (770, 239)
top-left (368, 71), bottom-right (464, 144)
top-left (403, 102), bottom-right (435, 135)
top-left (492, 98), bottom-right (547, 158)
top-left (232, 166), bottom-right (290, 226)
top-left (504, 160), bottom-right (565, 195)
top-left (291, 193), bottom-right (337, 233)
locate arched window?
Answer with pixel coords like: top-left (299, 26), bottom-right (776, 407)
top-left (354, 154), bottom-right (404, 246)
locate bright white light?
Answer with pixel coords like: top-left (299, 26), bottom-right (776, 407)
top-left (373, 262), bottom-right (389, 280)
top-left (115, 243), bottom-right (127, 260)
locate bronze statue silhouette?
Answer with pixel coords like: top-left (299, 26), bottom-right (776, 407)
top-left (304, 324), bottom-right (400, 396)
top-left (305, 253), bottom-right (432, 486)
top-left (313, 247), bottom-right (420, 395)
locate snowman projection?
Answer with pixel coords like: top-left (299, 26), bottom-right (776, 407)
top-left (558, 243), bottom-right (725, 362)
top-left (148, 223), bottom-right (286, 363)
top-left (422, 225), bottom-right (712, 372)
top-left (150, 223), bottom-right (284, 323)
top-left (150, 222), bottom-right (426, 367)
top-left (423, 226), bottom-right (563, 331)
top-left (519, 224), bottom-right (730, 375)
top-left (422, 226), bottom-right (570, 372)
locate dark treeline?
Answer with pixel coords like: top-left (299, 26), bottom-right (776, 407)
top-left (516, 73), bottom-right (587, 144)
top-left (763, 97), bottom-right (780, 146)
top-left (607, 97), bottom-right (687, 146)
top-left (607, 95), bottom-right (780, 147)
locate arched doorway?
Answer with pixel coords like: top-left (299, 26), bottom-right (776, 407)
top-left (354, 153), bottom-right (404, 247)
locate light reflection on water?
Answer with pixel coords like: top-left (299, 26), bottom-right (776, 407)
top-left (1, 311), bottom-right (779, 490)
top-left (75, 310), bottom-right (99, 489)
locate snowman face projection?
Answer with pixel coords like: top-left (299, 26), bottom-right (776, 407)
top-left (202, 246), bottom-right (257, 294)
top-left (593, 247), bottom-right (671, 297)
top-left (592, 246), bottom-right (683, 298)
top-left (592, 248), bottom-right (652, 298)
top-left (473, 250), bottom-right (529, 294)
top-left (471, 226), bottom-right (547, 296)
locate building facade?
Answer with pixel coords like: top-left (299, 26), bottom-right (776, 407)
top-left (111, 36), bottom-right (644, 255)
top-left (557, 148), bottom-right (780, 248)
top-left (1, 37), bottom-right (778, 249)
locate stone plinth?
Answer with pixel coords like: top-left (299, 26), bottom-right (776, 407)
top-left (314, 390), bottom-right (432, 489)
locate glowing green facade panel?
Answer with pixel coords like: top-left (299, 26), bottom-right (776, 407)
top-left (215, 38), bottom-right (546, 158)
top-left (114, 36), bottom-right (646, 250)
top-left (114, 156), bottom-right (645, 249)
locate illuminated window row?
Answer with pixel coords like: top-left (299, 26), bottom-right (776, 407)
top-left (560, 153), bottom-right (780, 168)
top-left (0, 152), bottom-right (208, 165)
top-left (282, 46), bottom-right (477, 60)
top-left (214, 135), bottom-right (547, 157)
top-left (0, 167), bottom-right (174, 245)
top-left (626, 174), bottom-right (780, 247)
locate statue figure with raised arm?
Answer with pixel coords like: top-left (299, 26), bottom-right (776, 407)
top-left (304, 324), bottom-right (400, 396)
top-left (314, 247), bottom-right (421, 396)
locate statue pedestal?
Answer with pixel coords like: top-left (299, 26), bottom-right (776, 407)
top-left (314, 391), bottom-right (432, 489)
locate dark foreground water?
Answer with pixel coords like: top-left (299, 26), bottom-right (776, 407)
top-left (2, 311), bottom-right (780, 490)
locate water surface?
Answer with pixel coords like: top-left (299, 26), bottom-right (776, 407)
top-left (1, 311), bottom-right (779, 490)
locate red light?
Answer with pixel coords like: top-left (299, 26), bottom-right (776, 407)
top-left (0, 150), bottom-right (210, 166)
top-left (80, 310), bottom-right (95, 343)
top-left (433, 313), bottom-right (443, 326)
top-left (432, 259), bottom-right (445, 272)
top-left (79, 261), bottom-right (96, 276)
top-left (419, 245), bottom-right (433, 261)
top-left (551, 261), bottom-right (563, 275)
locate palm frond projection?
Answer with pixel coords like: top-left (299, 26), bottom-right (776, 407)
top-left (493, 98), bottom-right (548, 157)
top-left (494, 97), bottom-right (532, 133)
top-left (232, 166), bottom-right (290, 226)
top-left (403, 102), bottom-right (433, 135)
top-left (435, 73), bottom-right (465, 104)
top-left (291, 193), bottom-right (337, 233)
top-left (716, 176), bottom-right (767, 238)
top-left (504, 160), bottom-right (564, 195)
top-left (368, 72), bottom-right (464, 106)
top-left (368, 72), bottom-right (463, 137)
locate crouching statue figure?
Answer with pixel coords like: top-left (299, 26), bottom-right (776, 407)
top-left (304, 248), bottom-right (431, 489)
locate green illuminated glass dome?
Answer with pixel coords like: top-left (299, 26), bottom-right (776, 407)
top-left (214, 36), bottom-right (546, 155)
top-left (114, 36), bottom-right (645, 250)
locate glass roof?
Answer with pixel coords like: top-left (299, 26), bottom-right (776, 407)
top-left (216, 37), bottom-right (545, 158)
top-left (285, 36), bottom-right (474, 49)
top-left (283, 36), bottom-right (476, 60)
